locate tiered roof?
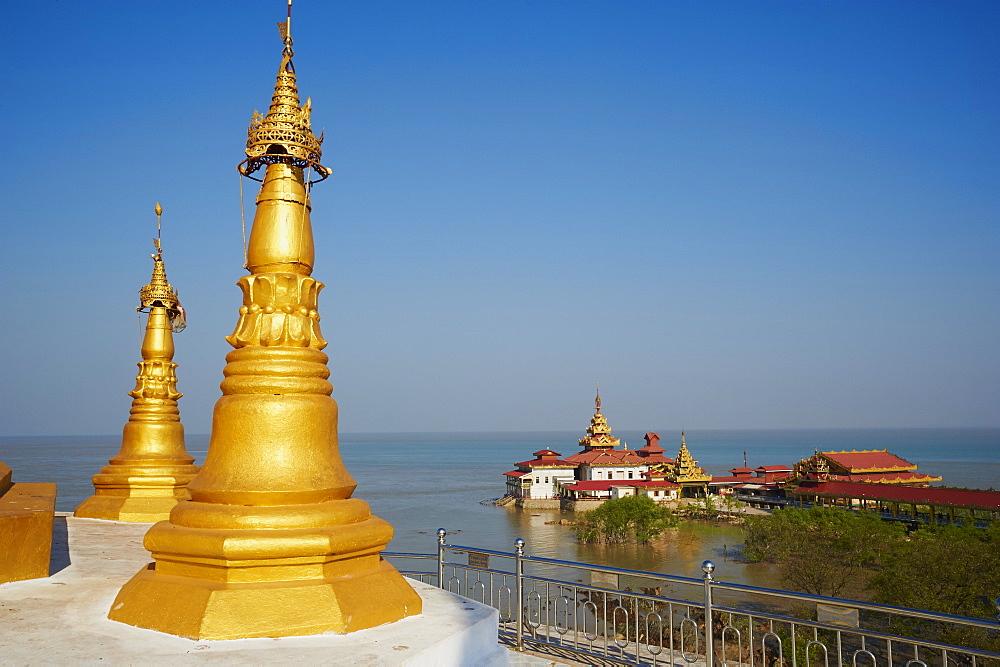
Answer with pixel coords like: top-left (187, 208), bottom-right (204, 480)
top-left (671, 433), bottom-right (712, 484)
top-left (562, 391), bottom-right (646, 467)
top-left (577, 391), bottom-right (620, 451)
top-left (564, 448), bottom-right (646, 466)
top-left (792, 449), bottom-right (941, 485)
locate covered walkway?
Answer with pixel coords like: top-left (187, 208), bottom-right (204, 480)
top-left (789, 481), bottom-right (1000, 526)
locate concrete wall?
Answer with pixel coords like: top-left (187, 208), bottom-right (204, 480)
top-left (559, 497), bottom-right (608, 512)
top-left (515, 498), bottom-right (562, 510)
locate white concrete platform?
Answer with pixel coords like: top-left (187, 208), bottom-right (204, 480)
top-left (0, 513), bottom-right (522, 665)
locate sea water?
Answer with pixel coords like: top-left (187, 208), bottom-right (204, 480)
top-left (2, 429), bottom-right (997, 585)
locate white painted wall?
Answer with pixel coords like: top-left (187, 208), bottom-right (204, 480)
top-left (526, 468), bottom-right (575, 499)
top-left (580, 465), bottom-right (648, 482)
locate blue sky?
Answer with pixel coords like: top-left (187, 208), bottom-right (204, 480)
top-left (1, 1), bottom-right (998, 436)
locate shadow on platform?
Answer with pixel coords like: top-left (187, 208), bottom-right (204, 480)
top-left (49, 515), bottom-right (70, 575)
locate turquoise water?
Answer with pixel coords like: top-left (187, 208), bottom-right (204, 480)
top-left (2, 428), bottom-right (997, 585)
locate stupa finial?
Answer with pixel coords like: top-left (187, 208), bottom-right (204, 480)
top-left (138, 203), bottom-right (186, 333)
top-left (239, 0), bottom-right (330, 183)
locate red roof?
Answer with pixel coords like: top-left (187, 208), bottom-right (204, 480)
top-left (565, 479), bottom-right (680, 492)
top-left (532, 449), bottom-right (562, 457)
top-left (564, 448), bottom-right (647, 466)
top-left (637, 432), bottom-right (665, 455)
top-left (625, 479), bottom-right (680, 488)
top-left (711, 476), bottom-right (750, 484)
top-left (755, 465), bottom-right (793, 472)
top-left (794, 481), bottom-right (1000, 510)
top-left (514, 458), bottom-right (575, 468)
top-left (729, 467), bottom-right (754, 474)
top-left (565, 480), bottom-right (616, 492)
top-left (827, 471), bottom-right (941, 484)
top-left (636, 454), bottom-right (674, 465)
top-left (822, 450), bottom-right (916, 473)
top-left (504, 470), bottom-right (529, 477)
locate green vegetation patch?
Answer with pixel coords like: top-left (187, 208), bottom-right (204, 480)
top-left (572, 495), bottom-right (678, 544)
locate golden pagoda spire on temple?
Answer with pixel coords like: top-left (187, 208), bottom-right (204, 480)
top-left (74, 203), bottom-right (199, 522)
top-left (671, 431), bottom-right (712, 495)
top-left (578, 386), bottom-right (621, 451)
top-left (109, 4), bottom-right (421, 639)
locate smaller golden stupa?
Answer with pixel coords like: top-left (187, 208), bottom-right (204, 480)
top-left (74, 204), bottom-right (199, 522)
top-left (671, 432), bottom-right (712, 494)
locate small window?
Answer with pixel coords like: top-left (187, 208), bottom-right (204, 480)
top-left (545, 477), bottom-right (549, 483)
top-left (535, 477), bottom-right (540, 484)
top-left (628, 471), bottom-right (633, 479)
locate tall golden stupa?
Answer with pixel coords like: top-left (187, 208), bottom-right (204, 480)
top-left (108, 6), bottom-right (421, 639)
top-left (74, 205), bottom-right (199, 522)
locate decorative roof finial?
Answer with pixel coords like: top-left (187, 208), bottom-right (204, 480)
top-left (279, 0), bottom-right (293, 56)
top-left (155, 201), bottom-right (163, 246)
top-left (595, 383), bottom-right (601, 413)
top-left (138, 203), bottom-right (186, 333)
top-left (239, 0), bottom-right (330, 183)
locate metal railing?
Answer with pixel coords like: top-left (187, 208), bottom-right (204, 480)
top-left (385, 529), bottom-right (1000, 666)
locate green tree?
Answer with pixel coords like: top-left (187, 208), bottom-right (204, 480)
top-left (869, 522), bottom-right (1000, 650)
top-left (686, 493), bottom-right (720, 520)
top-left (743, 506), bottom-right (904, 597)
top-left (573, 494), bottom-right (678, 544)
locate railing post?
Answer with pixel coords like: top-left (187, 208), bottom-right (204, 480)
top-left (436, 528), bottom-right (447, 588)
top-left (515, 537), bottom-right (525, 651)
top-left (702, 560), bottom-right (715, 667)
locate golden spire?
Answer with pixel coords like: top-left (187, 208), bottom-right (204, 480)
top-left (236, 10), bottom-right (332, 277)
top-left (672, 431), bottom-right (711, 486)
top-left (74, 204), bottom-right (199, 522)
top-left (138, 203), bottom-right (186, 332)
top-left (578, 388), bottom-right (620, 451)
top-left (109, 5), bottom-right (421, 639)
top-left (239, 3), bottom-right (329, 184)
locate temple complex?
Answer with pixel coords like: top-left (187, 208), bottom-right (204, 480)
top-left (505, 393), bottom-right (719, 507)
top-left (505, 393), bottom-right (670, 507)
top-left (107, 10), bottom-right (420, 639)
top-left (502, 401), bottom-right (949, 511)
top-left (74, 211), bottom-right (199, 522)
